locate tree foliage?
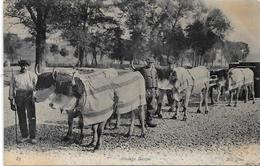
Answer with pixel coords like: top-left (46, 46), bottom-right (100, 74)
top-left (5, 0), bottom-right (63, 71)
top-left (223, 41), bottom-right (250, 63)
top-left (4, 33), bottom-right (22, 62)
top-left (185, 8), bottom-right (231, 66)
top-left (6, 0), bottom-right (244, 68)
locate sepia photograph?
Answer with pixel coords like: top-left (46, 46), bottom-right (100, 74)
top-left (2, 0), bottom-right (260, 165)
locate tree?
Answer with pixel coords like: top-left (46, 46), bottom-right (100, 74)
top-left (4, 33), bottom-right (22, 62)
top-left (49, 44), bottom-right (59, 56)
top-left (5, 0), bottom-right (62, 72)
top-left (117, 0), bottom-right (152, 63)
top-left (54, 0), bottom-right (118, 66)
top-left (222, 41), bottom-right (250, 63)
top-left (185, 8), bottom-right (231, 66)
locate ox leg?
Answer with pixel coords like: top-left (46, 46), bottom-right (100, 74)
top-left (205, 88), bottom-right (209, 114)
top-left (251, 84), bottom-right (256, 104)
top-left (228, 91), bottom-right (233, 106)
top-left (104, 112), bottom-right (112, 130)
top-left (172, 101), bottom-right (180, 120)
top-left (77, 113), bottom-right (84, 145)
top-left (234, 88), bottom-right (241, 107)
top-left (139, 105), bottom-right (146, 138)
top-left (126, 110), bottom-right (135, 137)
top-left (197, 92), bottom-right (203, 114)
top-left (63, 113), bottom-right (75, 141)
top-left (95, 121), bottom-right (106, 150)
top-left (166, 90), bottom-right (174, 112)
top-left (182, 94), bottom-right (190, 121)
top-left (155, 89), bottom-right (163, 118)
top-left (115, 113), bottom-right (121, 129)
top-left (216, 86), bottom-right (222, 103)
top-left (222, 87), bottom-right (227, 102)
top-left (88, 124), bottom-right (98, 147)
top-left (209, 87), bottom-right (215, 105)
top-left (244, 86), bottom-right (249, 103)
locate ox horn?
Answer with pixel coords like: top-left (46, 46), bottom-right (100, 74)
top-left (72, 72), bottom-right (76, 85)
top-left (130, 60), bottom-right (136, 71)
top-left (52, 68), bottom-right (58, 80)
top-left (35, 64), bottom-right (41, 76)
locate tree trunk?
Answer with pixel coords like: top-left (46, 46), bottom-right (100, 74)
top-left (78, 46), bottom-right (86, 67)
top-left (35, 28), bottom-right (46, 73)
top-left (92, 47), bottom-right (98, 66)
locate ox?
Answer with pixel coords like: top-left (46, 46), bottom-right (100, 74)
top-left (130, 62), bottom-right (175, 119)
top-left (155, 66), bottom-right (194, 117)
top-left (169, 66), bottom-right (210, 121)
top-left (209, 68), bottom-right (228, 104)
top-left (45, 71), bottom-right (146, 150)
top-left (34, 69), bottom-right (118, 149)
top-left (226, 68), bottom-right (255, 106)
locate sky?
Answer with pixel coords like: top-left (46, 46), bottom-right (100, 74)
top-left (3, 0), bottom-right (260, 61)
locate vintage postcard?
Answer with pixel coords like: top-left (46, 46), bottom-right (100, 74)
top-left (3, 0), bottom-right (260, 165)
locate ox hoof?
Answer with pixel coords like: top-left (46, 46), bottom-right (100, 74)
top-left (234, 104), bottom-right (237, 107)
top-left (227, 104), bottom-right (231, 107)
top-left (197, 109), bottom-right (201, 113)
top-left (62, 136), bottom-right (72, 142)
top-left (75, 139), bottom-right (83, 145)
top-left (182, 117), bottom-right (187, 121)
top-left (83, 142), bottom-right (95, 148)
top-left (205, 110), bottom-right (209, 114)
top-left (253, 101), bottom-right (256, 104)
top-left (171, 116), bottom-right (177, 120)
top-left (156, 114), bottom-right (163, 119)
top-left (94, 144), bottom-right (101, 151)
top-left (140, 133), bottom-right (145, 138)
top-left (125, 132), bottom-right (132, 138)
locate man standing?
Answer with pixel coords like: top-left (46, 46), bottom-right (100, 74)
top-left (133, 57), bottom-right (158, 127)
top-left (9, 60), bottom-right (38, 144)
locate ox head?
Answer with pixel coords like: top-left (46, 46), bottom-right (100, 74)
top-left (48, 72), bottom-right (86, 113)
top-left (34, 69), bottom-right (79, 103)
top-left (34, 71), bottom-right (57, 103)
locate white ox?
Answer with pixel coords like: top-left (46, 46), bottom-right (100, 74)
top-left (227, 68), bottom-right (255, 106)
top-left (47, 71), bottom-right (146, 150)
top-left (169, 66), bottom-right (210, 121)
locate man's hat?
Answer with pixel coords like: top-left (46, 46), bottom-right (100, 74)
top-left (146, 57), bottom-right (155, 63)
top-left (18, 60), bottom-right (31, 66)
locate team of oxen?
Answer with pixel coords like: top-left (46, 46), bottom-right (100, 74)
top-left (33, 65), bottom-right (255, 150)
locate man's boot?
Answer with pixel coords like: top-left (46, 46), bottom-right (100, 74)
top-left (146, 111), bottom-right (157, 127)
top-left (155, 103), bottom-right (163, 118)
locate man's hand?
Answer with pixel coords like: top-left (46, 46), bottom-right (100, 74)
top-left (9, 99), bottom-right (16, 111)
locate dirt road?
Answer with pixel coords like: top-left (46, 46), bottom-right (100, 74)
top-left (3, 86), bottom-right (260, 165)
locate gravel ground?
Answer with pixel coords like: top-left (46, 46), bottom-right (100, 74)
top-left (3, 86), bottom-right (260, 165)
